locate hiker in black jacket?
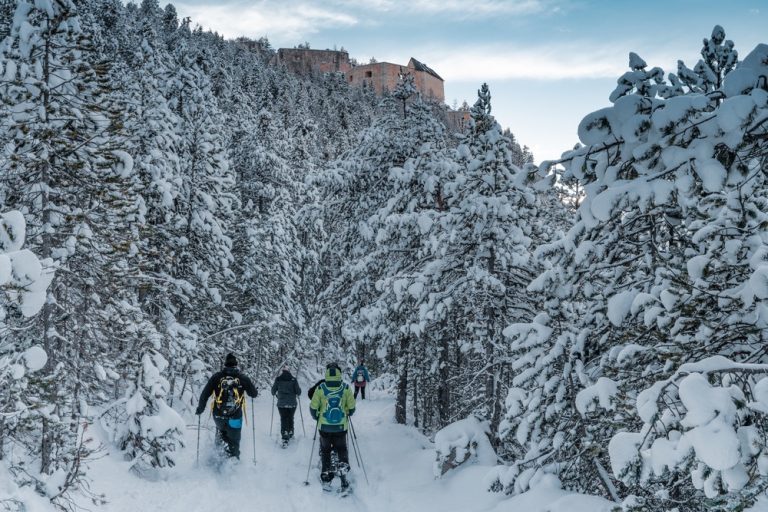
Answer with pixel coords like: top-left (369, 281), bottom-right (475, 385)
top-left (271, 367), bottom-right (301, 442)
top-left (196, 353), bottom-right (258, 458)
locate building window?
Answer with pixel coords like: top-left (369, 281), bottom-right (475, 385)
top-left (365, 71), bottom-right (372, 78)
top-left (349, 75), bottom-right (353, 82)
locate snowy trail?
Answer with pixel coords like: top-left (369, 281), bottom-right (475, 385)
top-left (90, 391), bottom-right (506, 512)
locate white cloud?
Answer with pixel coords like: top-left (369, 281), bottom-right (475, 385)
top-left (420, 43), bottom-right (682, 81)
top-left (174, 1), bottom-right (357, 41)
top-left (333, 0), bottom-right (555, 15)
top-left (411, 0), bottom-right (553, 15)
top-left (177, 0), bottom-right (562, 34)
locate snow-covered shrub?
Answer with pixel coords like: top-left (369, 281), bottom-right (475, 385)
top-left (114, 345), bottom-right (185, 479)
top-left (434, 416), bottom-right (496, 477)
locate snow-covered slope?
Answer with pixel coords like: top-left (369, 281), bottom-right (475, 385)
top-left (85, 392), bottom-right (616, 512)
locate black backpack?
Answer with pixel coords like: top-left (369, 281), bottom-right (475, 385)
top-left (307, 379), bottom-right (325, 400)
top-left (214, 375), bottom-right (244, 417)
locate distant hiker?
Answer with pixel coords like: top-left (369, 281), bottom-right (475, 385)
top-left (196, 353), bottom-right (258, 459)
top-left (310, 363), bottom-right (356, 491)
top-left (351, 360), bottom-right (371, 400)
top-left (271, 367), bottom-right (301, 443)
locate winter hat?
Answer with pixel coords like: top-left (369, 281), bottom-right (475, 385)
top-left (325, 363), bottom-right (342, 383)
top-left (224, 353), bottom-right (238, 368)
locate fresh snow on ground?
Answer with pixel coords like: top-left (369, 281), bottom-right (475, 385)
top-left (84, 391), bottom-right (616, 512)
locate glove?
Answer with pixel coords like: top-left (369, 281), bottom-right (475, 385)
top-left (195, 405), bottom-right (205, 415)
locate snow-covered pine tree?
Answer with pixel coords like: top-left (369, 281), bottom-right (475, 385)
top-left (312, 84), bottom-right (420, 365)
top-left (0, 210), bottom-right (52, 511)
top-left (355, 93), bottom-right (453, 428)
top-left (0, 1), bottom-right (135, 505)
top-left (674, 25), bottom-right (738, 94)
top-left (163, 27), bottom-right (237, 405)
top-left (426, 84), bottom-right (542, 434)
top-left (229, 105), bottom-right (307, 377)
top-left (498, 27), bottom-right (768, 511)
top-left (601, 40), bottom-right (768, 512)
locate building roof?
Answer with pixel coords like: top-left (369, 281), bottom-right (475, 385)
top-left (278, 48), bottom-right (348, 55)
top-left (408, 58), bottom-right (443, 81)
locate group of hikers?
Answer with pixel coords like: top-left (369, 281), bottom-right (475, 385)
top-left (195, 353), bottom-right (371, 492)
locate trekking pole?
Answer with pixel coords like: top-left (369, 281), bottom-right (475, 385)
top-left (269, 395), bottom-right (275, 437)
top-left (349, 418), bottom-right (369, 485)
top-left (348, 429), bottom-right (362, 468)
top-left (251, 397), bottom-right (257, 463)
top-left (298, 396), bottom-right (307, 437)
top-left (196, 415), bottom-right (201, 467)
top-left (303, 419), bottom-right (319, 486)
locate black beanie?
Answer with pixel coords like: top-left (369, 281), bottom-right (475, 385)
top-left (224, 353), bottom-right (238, 368)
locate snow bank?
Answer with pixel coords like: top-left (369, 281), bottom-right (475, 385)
top-left (434, 416), bottom-right (496, 477)
top-left (489, 474), bottom-right (616, 512)
top-left (0, 463), bottom-right (54, 512)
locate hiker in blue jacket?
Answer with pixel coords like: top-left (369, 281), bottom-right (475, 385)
top-left (351, 359), bottom-right (370, 400)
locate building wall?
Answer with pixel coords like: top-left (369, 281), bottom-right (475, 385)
top-left (347, 62), bottom-right (445, 102)
top-left (445, 110), bottom-right (471, 132)
top-left (410, 68), bottom-right (445, 103)
top-left (347, 62), bottom-right (400, 96)
top-left (274, 49), bottom-right (351, 76)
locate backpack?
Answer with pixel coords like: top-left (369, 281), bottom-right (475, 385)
top-left (308, 379), bottom-right (324, 400)
top-left (320, 383), bottom-right (346, 425)
top-left (214, 375), bottom-right (244, 417)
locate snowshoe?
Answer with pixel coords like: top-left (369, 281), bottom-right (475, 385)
top-left (339, 475), bottom-right (352, 497)
top-left (281, 438), bottom-right (289, 449)
top-left (322, 481), bottom-right (333, 493)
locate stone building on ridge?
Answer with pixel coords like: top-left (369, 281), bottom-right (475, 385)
top-left (347, 57), bottom-right (445, 103)
top-left (271, 48), bottom-right (470, 130)
top-left (272, 48), bottom-right (445, 104)
top-left (272, 48), bottom-right (352, 76)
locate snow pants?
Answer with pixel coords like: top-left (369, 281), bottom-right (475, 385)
top-left (354, 384), bottom-right (366, 399)
top-left (278, 406), bottom-right (296, 440)
top-left (319, 431), bottom-right (349, 482)
top-left (214, 416), bottom-right (242, 458)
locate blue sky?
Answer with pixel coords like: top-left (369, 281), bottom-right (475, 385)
top-left (172, 0), bottom-right (765, 163)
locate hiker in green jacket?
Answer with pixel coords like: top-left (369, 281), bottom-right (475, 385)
top-left (310, 363), bottom-right (356, 490)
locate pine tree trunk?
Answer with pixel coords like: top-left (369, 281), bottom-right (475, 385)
top-left (395, 336), bottom-right (409, 424)
top-left (41, 417), bottom-right (51, 474)
top-left (437, 334), bottom-right (451, 428)
top-left (413, 373), bottom-right (420, 429)
top-left (395, 366), bottom-right (408, 424)
top-left (0, 416), bottom-right (5, 460)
